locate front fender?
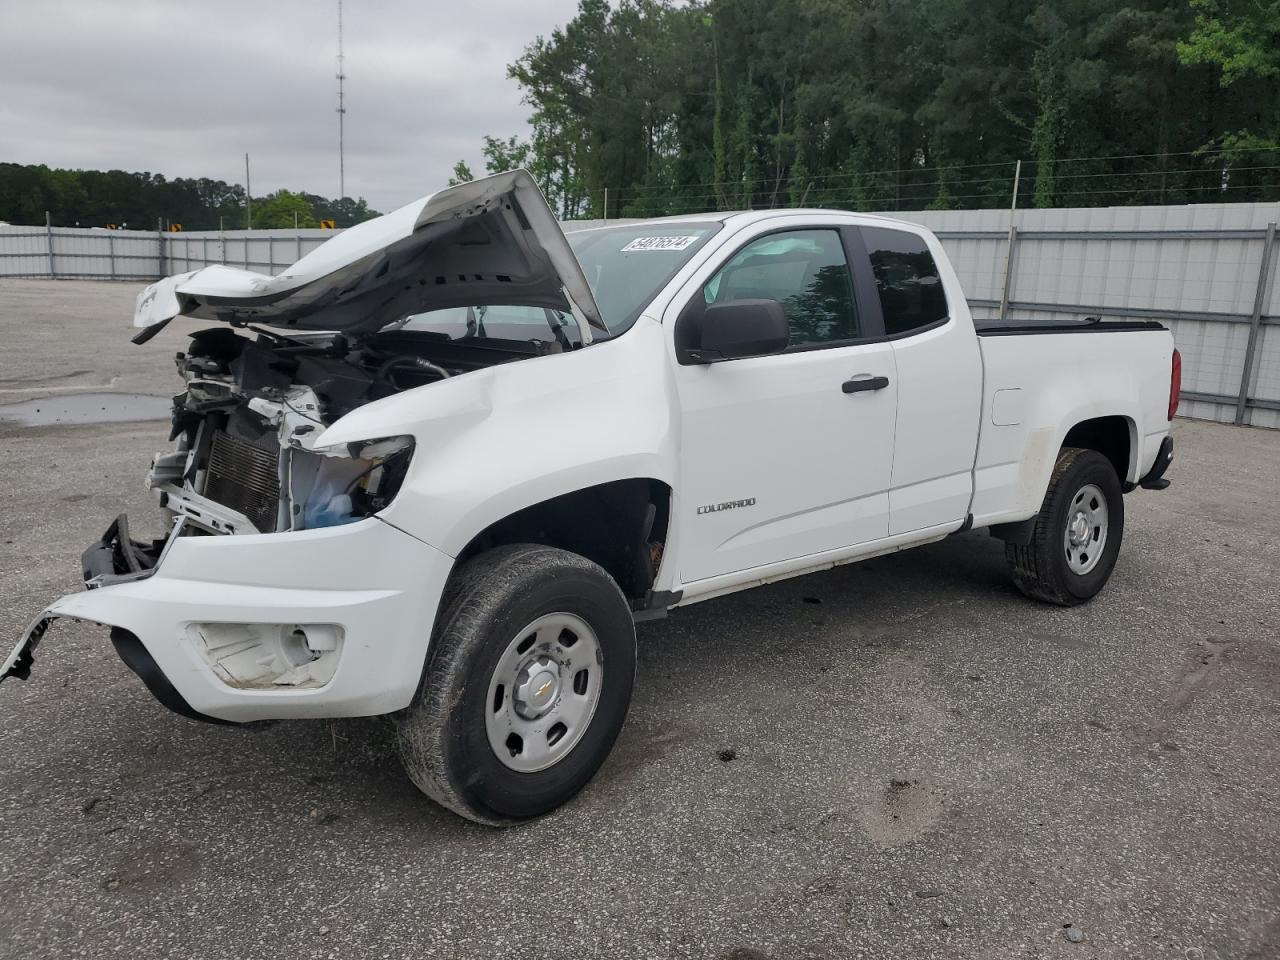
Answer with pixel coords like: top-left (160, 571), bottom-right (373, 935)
top-left (328, 319), bottom-right (679, 557)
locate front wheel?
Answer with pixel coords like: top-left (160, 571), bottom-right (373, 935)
top-left (397, 544), bottom-right (636, 825)
top-left (1005, 447), bottom-right (1125, 606)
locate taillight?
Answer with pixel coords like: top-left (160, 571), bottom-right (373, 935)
top-left (1169, 349), bottom-right (1182, 420)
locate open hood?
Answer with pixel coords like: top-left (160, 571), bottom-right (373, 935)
top-left (133, 169), bottom-right (605, 343)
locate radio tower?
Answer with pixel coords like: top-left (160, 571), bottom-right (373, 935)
top-left (336, 0), bottom-right (347, 199)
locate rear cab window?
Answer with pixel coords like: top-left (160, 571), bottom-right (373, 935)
top-left (859, 226), bottom-right (949, 337)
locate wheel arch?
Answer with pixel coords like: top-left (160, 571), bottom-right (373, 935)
top-left (1060, 414), bottom-right (1137, 485)
top-left (989, 415), bottom-right (1136, 544)
top-left (452, 477), bottom-right (674, 607)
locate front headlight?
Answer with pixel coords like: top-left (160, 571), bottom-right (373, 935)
top-left (289, 435), bottom-right (415, 530)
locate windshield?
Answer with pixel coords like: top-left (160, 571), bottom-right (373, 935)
top-left (392, 220), bottom-right (721, 343)
top-left (566, 221), bottom-right (721, 334)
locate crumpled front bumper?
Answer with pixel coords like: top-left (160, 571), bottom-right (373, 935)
top-left (4, 516), bottom-right (453, 723)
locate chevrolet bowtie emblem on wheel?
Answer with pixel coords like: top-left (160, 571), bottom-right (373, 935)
top-left (535, 680), bottom-right (554, 699)
top-left (697, 497), bottom-right (756, 515)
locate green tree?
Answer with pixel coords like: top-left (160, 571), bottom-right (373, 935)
top-left (481, 135), bottom-right (532, 173)
top-left (1178, 0), bottom-right (1280, 87)
top-left (301, 193), bottom-right (379, 227)
top-left (1178, 0), bottom-right (1280, 156)
top-left (250, 190), bottom-right (318, 229)
top-left (0, 164), bottom-right (381, 228)
top-left (487, 0), bottom-right (1276, 211)
top-left (447, 160), bottom-right (475, 185)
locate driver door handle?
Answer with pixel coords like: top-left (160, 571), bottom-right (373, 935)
top-left (842, 375), bottom-right (890, 394)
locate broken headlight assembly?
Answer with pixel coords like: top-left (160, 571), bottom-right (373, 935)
top-left (288, 435), bottom-right (416, 531)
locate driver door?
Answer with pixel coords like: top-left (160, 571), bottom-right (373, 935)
top-left (672, 226), bottom-right (898, 584)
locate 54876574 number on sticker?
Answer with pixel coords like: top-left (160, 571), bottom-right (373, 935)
top-left (621, 235), bottom-right (699, 251)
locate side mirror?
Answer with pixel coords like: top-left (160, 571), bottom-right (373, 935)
top-left (678, 298), bottom-right (789, 364)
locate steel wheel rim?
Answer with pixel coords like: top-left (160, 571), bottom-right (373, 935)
top-left (484, 612), bottom-right (603, 773)
top-left (1063, 482), bottom-right (1108, 575)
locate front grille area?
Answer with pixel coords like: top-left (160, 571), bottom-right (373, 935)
top-left (204, 430), bottom-right (280, 533)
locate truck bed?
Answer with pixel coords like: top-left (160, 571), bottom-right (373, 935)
top-left (969, 319), bottom-right (1176, 529)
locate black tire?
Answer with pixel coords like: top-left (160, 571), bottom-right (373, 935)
top-left (396, 544), bottom-right (636, 825)
top-left (1005, 447), bottom-right (1125, 606)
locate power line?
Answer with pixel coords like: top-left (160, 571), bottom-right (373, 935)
top-left (590, 147), bottom-right (1280, 206)
top-left (586, 148), bottom-right (1279, 199)
top-left (609, 163), bottom-right (1280, 208)
top-left (1040, 147), bottom-right (1271, 165)
top-left (632, 177), bottom-right (1280, 216)
top-left (1048, 162), bottom-right (1280, 182)
top-left (611, 160), bottom-right (1019, 195)
top-left (617, 174), bottom-right (1021, 205)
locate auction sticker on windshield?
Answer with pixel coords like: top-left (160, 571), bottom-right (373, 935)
top-left (621, 236), bottom-right (700, 252)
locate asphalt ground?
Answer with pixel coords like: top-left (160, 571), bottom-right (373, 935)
top-left (1, 279), bottom-right (1277, 959)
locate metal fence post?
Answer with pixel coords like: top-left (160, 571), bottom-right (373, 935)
top-left (107, 230), bottom-right (116, 278)
top-left (268, 236), bottom-right (275, 274)
top-left (296, 231), bottom-right (302, 262)
top-left (998, 226), bottom-right (1019, 321)
top-left (998, 161), bottom-right (1022, 321)
top-left (45, 211), bottom-right (55, 278)
top-left (157, 217), bottom-right (165, 279)
top-left (1235, 221), bottom-right (1278, 426)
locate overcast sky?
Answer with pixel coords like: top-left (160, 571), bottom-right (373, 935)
top-left (0, 0), bottom-right (580, 213)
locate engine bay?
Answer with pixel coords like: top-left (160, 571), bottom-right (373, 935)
top-left (150, 324), bottom-right (557, 537)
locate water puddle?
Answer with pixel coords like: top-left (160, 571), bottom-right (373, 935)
top-left (0, 393), bottom-right (171, 426)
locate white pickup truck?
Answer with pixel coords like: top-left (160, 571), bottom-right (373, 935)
top-left (4, 170), bottom-right (1179, 824)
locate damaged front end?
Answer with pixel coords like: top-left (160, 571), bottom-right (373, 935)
top-left (2, 327), bottom-right (436, 708)
top-left (2, 169), bottom-right (604, 720)
top-left (152, 326), bottom-right (419, 538)
top-left (0, 312), bottom-right (473, 715)
top-left (132, 166), bottom-right (603, 542)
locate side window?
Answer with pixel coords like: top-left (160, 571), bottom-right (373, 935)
top-left (861, 227), bottom-right (949, 336)
top-left (702, 229), bottom-right (860, 347)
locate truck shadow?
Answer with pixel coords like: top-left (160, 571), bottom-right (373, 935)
top-left (29, 530), bottom-right (1020, 840)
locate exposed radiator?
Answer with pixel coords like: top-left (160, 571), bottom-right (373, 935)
top-left (203, 430), bottom-right (280, 533)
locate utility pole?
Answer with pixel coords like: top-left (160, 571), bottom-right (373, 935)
top-left (336, 0), bottom-right (347, 199)
top-left (245, 153), bottom-right (252, 230)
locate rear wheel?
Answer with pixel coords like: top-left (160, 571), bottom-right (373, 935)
top-left (397, 544), bottom-right (636, 825)
top-left (1005, 447), bottom-right (1124, 606)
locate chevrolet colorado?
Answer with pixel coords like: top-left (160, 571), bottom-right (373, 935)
top-left (4, 170), bottom-right (1179, 824)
